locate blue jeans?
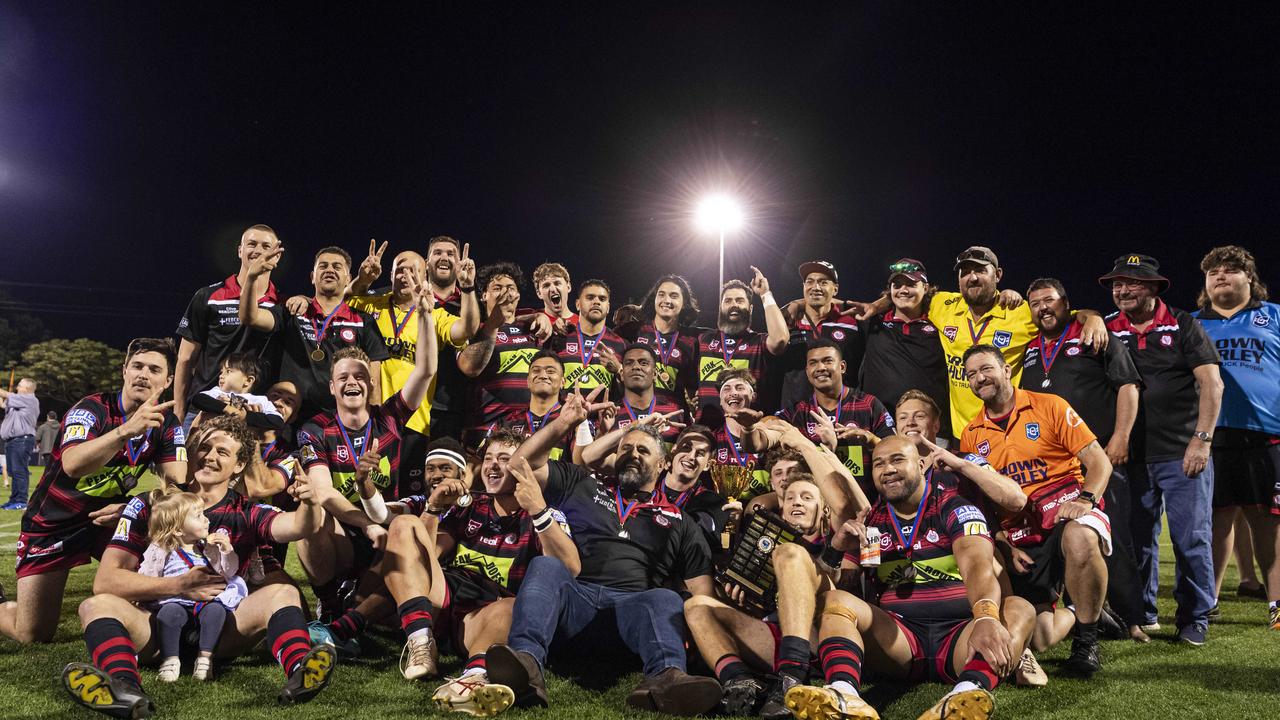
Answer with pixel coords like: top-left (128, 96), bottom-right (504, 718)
top-left (507, 556), bottom-right (689, 677)
top-left (5, 434), bottom-right (33, 504)
top-left (1129, 457), bottom-right (1216, 627)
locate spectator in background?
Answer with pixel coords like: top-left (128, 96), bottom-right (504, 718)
top-left (36, 411), bottom-right (59, 467)
top-left (1, 378), bottom-right (40, 510)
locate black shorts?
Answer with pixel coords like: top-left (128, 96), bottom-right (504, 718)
top-left (338, 522), bottom-right (379, 577)
top-left (887, 613), bottom-right (971, 683)
top-left (15, 523), bottom-right (111, 579)
top-left (1211, 429), bottom-right (1280, 509)
top-left (1005, 523), bottom-right (1067, 607)
top-left (437, 567), bottom-right (512, 653)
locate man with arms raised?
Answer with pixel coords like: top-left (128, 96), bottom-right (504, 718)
top-left (382, 430), bottom-right (578, 715)
top-left (2, 339), bottom-right (186, 644)
top-left (174, 224), bottom-right (283, 428)
top-left (61, 415), bottom-right (332, 717)
top-left (487, 395), bottom-right (722, 715)
top-left (0, 377), bottom-right (40, 511)
top-left (960, 345), bottom-right (1113, 675)
top-left (695, 271), bottom-right (789, 417)
top-left (241, 245), bottom-right (389, 418)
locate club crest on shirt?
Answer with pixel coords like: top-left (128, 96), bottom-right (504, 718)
top-left (1067, 346), bottom-right (1081, 356)
top-left (670, 348), bottom-right (681, 358)
top-left (708, 340), bottom-right (719, 350)
top-left (923, 324), bottom-right (937, 334)
top-left (1160, 335), bottom-right (1173, 347)
top-left (832, 330), bottom-right (845, 340)
top-left (943, 326), bottom-right (959, 341)
top-left (1253, 313), bottom-right (1270, 327)
top-left (925, 528), bottom-right (940, 544)
top-left (340, 328), bottom-right (356, 343)
top-left (976, 440), bottom-right (991, 456)
top-left (1025, 422), bottom-right (1041, 441)
top-left (993, 330), bottom-right (1012, 348)
top-left (654, 515), bottom-right (670, 528)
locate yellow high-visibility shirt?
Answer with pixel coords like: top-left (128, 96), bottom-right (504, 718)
top-left (348, 293), bottom-right (464, 434)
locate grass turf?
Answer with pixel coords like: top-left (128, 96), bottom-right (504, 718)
top-left (1, 467), bottom-right (1277, 719)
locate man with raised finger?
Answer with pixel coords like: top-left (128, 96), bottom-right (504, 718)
top-left (1, 339), bottom-right (187, 645)
top-left (695, 270), bottom-right (789, 418)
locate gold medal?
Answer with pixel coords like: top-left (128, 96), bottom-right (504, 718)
top-left (657, 367), bottom-right (672, 386)
top-left (310, 347), bottom-right (326, 363)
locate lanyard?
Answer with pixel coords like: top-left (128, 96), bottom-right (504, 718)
top-left (623, 395), bottom-right (656, 423)
top-left (310, 302), bottom-right (345, 344)
top-left (117, 392), bottom-right (153, 466)
top-left (388, 304), bottom-right (415, 339)
top-left (175, 547), bottom-right (204, 569)
top-left (260, 440), bottom-right (276, 460)
top-left (337, 419), bottom-right (372, 467)
top-left (719, 331), bottom-right (740, 366)
top-left (577, 326), bottom-right (605, 367)
top-left (887, 487), bottom-right (932, 558)
top-left (724, 426), bottom-right (750, 467)
top-left (967, 316), bottom-right (993, 345)
top-left (652, 328), bottom-right (680, 365)
top-left (670, 487), bottom-right (693, 509)
top-left (812, 388), bottom-right (844, 426)
top-left (1038, 322), bottom-right (1072, 376)
top-left (614, 487), bottom-right (655, 529)
top-left (527, 403), bottom-right (561, 433)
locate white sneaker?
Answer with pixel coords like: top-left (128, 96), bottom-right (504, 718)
top-left (157, 656), bottom-right (181, 683)
top-left (1014, 648), bottom-right (1048, 688)
top-left (400, 634), bottom-right (439, 681)
top-left (193, 657), bottom-right (213, 681)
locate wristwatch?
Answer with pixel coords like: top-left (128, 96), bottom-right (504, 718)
top-left (1078, 491), bottom-right (1099, 508)
top-left (1193, 430), bottom-right (1213, 443)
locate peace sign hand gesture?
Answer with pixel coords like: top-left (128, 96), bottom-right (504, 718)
top-left (456, 242), bottom-right (475, 288)
top-left (358, 239), bottom-right (389, 286)
top-left (118, 387), bottom-right (175, 439)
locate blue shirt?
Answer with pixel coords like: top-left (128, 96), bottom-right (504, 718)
top-left (1194, 301), bottom-right (1280, 436)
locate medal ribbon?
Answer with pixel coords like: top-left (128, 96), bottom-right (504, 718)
top-left (577, 326), bottom-right (605, 367)
top-left (718, 331), bottom-right (740, 366)
top-left (336, 418), bottom-right (372, 468)
top-left (812, 387), bottom-right (844, 426)
top-left (724, 426), bottom-right (750, 467)
top-left (117, 391), bottom-right (153, 466)
top-left (967, 316), bottom-right (993, 344)
top-left (672, 487), bottom-right (693, 509)
top-left (614, 486), bottom-right (645, 532)
top-left (389, 304), bottom-right (415, 339)
top-left (1037, 322), bottom-right (1072, 377)
top-left (527, 403), bottom-right (561, 433)
top-left (653, 328), bottom-right (680, 365)
top-left (623, 395), bottom-right (656, 423)
top-left (260, 440), bottom-right (276, 460)
top-left (886, 485), bottom-right (932, 561)
top-left (310, 302), bottom-right (345, 346)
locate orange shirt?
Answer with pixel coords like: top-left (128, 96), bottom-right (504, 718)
top-left (958, 389), bottom-right (1096, 498)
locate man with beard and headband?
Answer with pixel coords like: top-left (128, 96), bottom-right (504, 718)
top-left (345, 245), bottom-right (478, 495)
top-left (294, 281), bottom-right (438, 623)
top-left (778, 260), bottom-right (865, 410)
top-left (240, 245), bottom-right (390, 418)
top-left (695, 271), bottom-right (789, 418)
top-left (1021, 278), bottom-right (1148, 643)
top-left (960, 345), bottom-right (1114, 676)
top-left (460, 263), bottom-right (550, 448)
top-left (1102, 253), bottom-right (1223, 645)
top-left (1193, 245), bottom-right (1280, 631)
top-left (786, 435), bottom-right (1036, 720)
top-left (544, 280), bottom-right (627, 394)
top-left (4, 339), bottom-right (187, 645)
top-left (499, 350), bottom-right (575, 462)
top-left (488, 394), bottom-right (722, 716)
top-left (380, 430), bottom-right (579, 716)
top-left (710, 368), bottom-right (773, 499)
top-left (853, 247), bottom-right (1110, 439)
top-left (174, 224), bottom-right (284, 431)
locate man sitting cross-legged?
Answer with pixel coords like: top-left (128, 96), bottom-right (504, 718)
top-left (61, 415), bottom-right (333, 719)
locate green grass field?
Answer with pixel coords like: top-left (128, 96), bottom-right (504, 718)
top-left (1, 467), bottom-right (1277, 719)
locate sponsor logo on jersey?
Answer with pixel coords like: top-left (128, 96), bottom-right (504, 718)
top-left (63, 425), bottom-right (88, 442)
top-left (67, 409), bottom-right (98, 427)
top-left (954, 505), bottom-right (985, 523)
top-left (964, 521), bottom-right (989, 536)
top-left (113, 518), bottom-right (131, 541)
top-left (993, 330), bottom-right (1012, 348)
top-left (1025, 422), bottom-right (1041, 441)
top-left (123, 496), bottom-right (147, 520)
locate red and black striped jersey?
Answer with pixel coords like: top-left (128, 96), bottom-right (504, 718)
top-left (695, 329), bottom-right (771, 411)
top-left (109, 489), bottom-right (282, 577)
top-left (778, 308), bottom-right (865, 410)
top-left (544, 324), bottom-right (627, 393)
top-left (176, 275), bottom-right (281, 405)
top-left (259, 436), bottom-right (300, 511)
top-left (465, 323), bottom-right (541, 445)
top-left (780, 386), bottom-right (895, 491)
top-left (615, 394), bottom-right (688, 446)
top-left (632, 323), bottom-right (700, 412)
top-left (862, 483), bottom-right (991, 623)
top-left (276, 299), bottom-right (390, 414)
top-left (711, 424), bottom-right (772, 500)
top-left (298, 391), bottom-right (414, 504)
top-left (398, 494), bottom-right (546, 592)
top-left (23, 392), bottom-right (185, 537)
top-left (498, 403), bottom-right (573, 461)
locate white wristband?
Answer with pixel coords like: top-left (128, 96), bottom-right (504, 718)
top-left (360, 491), bottom-right (389, 525)
top-left (575, 420), bottom-right (594, 446)
top-left (761, 292), bottom-right (776, 307)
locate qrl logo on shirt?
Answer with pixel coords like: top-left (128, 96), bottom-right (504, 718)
top-left (993, 330), bottom-right (1012, 348)
top-left (336, 445), bottom-right (350, 462)
top-left (566, 343), bottom-right (579, 353)
top-left (977, 440), bottom-right (991, 456)
top-left (1025, 422), bottom-right (1041, 441)
top-left (943, 326), bottom-right (959, 341)
top-left (1253, 314), bottom-right (1270, 328)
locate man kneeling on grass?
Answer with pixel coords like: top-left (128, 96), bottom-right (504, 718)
top-left (61, 415), bottom-right (334, 718)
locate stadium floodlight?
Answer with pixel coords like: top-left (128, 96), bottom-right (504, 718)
top-left (694, 194), bottom-right (744, 295)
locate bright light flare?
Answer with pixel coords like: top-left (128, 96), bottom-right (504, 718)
top-left (694, 194), bottom-right (744, 234)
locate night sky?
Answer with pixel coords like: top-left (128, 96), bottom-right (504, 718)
top-left (2, 4), bottom-right (1278, 348)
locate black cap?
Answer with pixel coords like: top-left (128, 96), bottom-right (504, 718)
top-left (954, 246), bottom-right (999, 271)
top-left (1098, 253), bottom-right (1170, 293)
top-left (798, 260), bottom-right (838, 284)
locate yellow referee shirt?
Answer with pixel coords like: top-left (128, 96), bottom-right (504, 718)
top-left (348, 293), bottom-right (464, 434)
top-left (928, 291), bottom-right (1037, 435)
